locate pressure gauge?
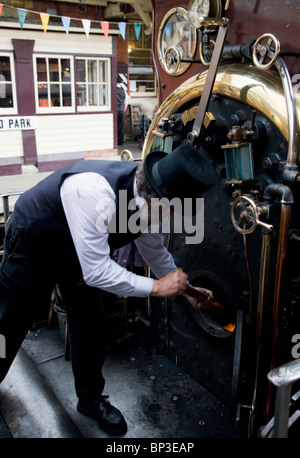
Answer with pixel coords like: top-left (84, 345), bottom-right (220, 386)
top-left (188, 0), bottom-right (222, 28)
top-left (157, 7), bottom-right (197, 76)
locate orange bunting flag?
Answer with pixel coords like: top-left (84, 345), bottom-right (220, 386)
top-left (0, 4), bottom-right (3, 17)
top-left (40, 13), bottom-right (49, 33)
top-left (100, 21), bottom-right (109, 38)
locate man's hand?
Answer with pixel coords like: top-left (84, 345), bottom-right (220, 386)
top-left (151, 270), bottom-right (189, 298)
top-left (184, 286), bottom-right (214, 310)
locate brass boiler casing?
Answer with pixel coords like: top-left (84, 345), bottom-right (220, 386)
top-left (141, 63), bottom-right (300, 160)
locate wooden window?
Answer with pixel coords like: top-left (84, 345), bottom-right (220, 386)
top-left (76, 57), bottom-right (111, 112)
top-left (0, 54), bottom-right (17, 115)
top-left (34, 55), bottom-right (74, 113)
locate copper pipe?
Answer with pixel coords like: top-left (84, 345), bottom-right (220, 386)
top-left (243, 231), bottom-right (253, 319)
top-left (261, 54), bottom-right (297, 418)
top-left (250, 231), bottom-right (271, 436)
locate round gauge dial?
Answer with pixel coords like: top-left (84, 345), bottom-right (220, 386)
top-left (188, 0), bottom-right (222, 28)
top-left (157, 7), bottom-right (197, 76)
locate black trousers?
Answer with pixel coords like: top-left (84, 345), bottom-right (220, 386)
top-left (0, 213), bottom-right (106, 403)
top-left (117, 109), bottom-right (125, 145)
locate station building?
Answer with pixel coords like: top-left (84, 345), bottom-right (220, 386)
top-left (0, 1), bottom-right (155, 176)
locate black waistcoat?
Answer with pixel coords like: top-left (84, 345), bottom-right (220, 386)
top-left (13, 160), bottom-right (139, 274)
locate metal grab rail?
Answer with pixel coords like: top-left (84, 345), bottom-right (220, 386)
top-left (0, 191), bottom-right (22, 256)
top-left (1, 191), bottom-right (22, 226)
top-left (265, 358), bottom-right (300, 437)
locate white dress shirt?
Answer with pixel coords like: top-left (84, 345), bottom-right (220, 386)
top-left (60, 172), bottom-right (177, 297)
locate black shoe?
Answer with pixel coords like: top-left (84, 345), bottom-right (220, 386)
top-left (77, 395), bottom-right (127, 435)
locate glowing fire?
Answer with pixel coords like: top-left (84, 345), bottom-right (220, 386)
top-left (211, 301), bottom-right (236, 333)
top-left (223, 322), bottom-right (236, 332)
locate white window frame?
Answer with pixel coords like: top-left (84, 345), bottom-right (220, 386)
top-left (0, 52), bottom-right (18, 115)
top-left (33, 54), bottom-right (75, 114)
top-left (75, 57), bottom-right (111, 112)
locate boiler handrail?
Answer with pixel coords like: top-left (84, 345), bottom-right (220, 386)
top-left (267, 358), bottom-right (300, 438)
top-left (0, 191), bottom-right (23, 256)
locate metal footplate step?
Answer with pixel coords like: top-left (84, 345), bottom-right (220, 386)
top-left (0, 347), bottom-right (83, 438)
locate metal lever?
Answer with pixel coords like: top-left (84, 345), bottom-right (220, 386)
top-left (187, 19), bottom-right (229, 146)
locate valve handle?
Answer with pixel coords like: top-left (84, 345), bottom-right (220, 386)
top-left (253, 33), bottom-right (280, 69)
top-left (230, 196), bottom-right (273, 235)
top-left (164, 46), bottom-right (181, 75)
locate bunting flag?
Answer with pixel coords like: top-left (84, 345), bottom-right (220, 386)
top-left (0, 3), bottom-right (143, 39)
top-left (17, 8), bottom-right (27, 29)
top-left (40, 13), bottom-right (49, 33)
top-left (118, 22), bottom-right (126, 40)
top-left (100, 21), bottom-right (109, 38)
top-left (82, 18), bottom-right (91, 37)
top-left (134, 23), bottom-right (141, 41)
top-left (61, 16), bottom-right (71, 34)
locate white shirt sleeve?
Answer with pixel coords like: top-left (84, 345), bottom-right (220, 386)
top-left (60, 172), bottom-right (154, 297)
top-left (134, 232), bottom-right (177, 279)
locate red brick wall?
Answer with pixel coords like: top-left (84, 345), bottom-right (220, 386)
top-left (116, 34), bottom-right (129, 69)
top-left (32, 1), bottom-right (104, 22)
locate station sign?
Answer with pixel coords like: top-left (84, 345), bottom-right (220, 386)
top-left (0, 116), bottom-right (38, 131)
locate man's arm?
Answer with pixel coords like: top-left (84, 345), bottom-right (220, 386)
top-left (60, 173), bottom-right (189, 299)
top-left (151, 270), bottom-right (189, 297)
top-left (134, 232), bottom-right (177, 279)
top-left (134, 232), bottom-right (213, 306)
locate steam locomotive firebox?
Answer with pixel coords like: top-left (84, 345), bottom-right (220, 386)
top-left (146, 71), bottom-right (300, 427)
top-left (140, 0), bottom-right (300, 431)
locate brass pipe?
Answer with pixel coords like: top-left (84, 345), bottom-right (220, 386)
top-left (275, 57), bottom-right (299, 166)
top-left (270, 204), bottom-right (291, 369)
top-left (256, 233), bottom-right (271, 348)
top-left (199, 41), bottom-right (211, 67)
top-left (249, 231), bottom-right (271, 436)
top-left (198, 17), bottom-right (229, 28)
